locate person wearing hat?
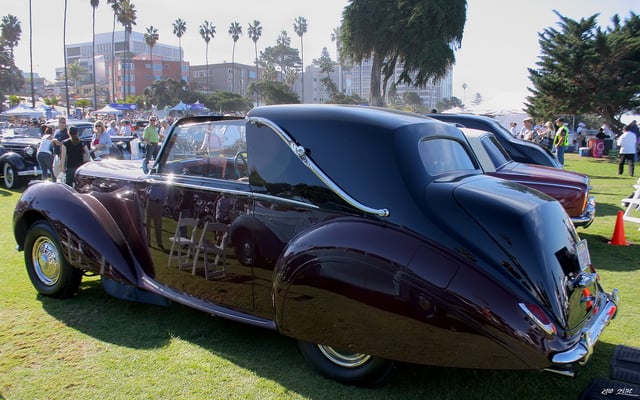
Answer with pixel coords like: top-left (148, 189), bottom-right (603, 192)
top-left (553, 118), bottom-right (569, 167)
top-left (522, 117), bottom-right (537, 141)
top-left (142, 116), bottom-right (160, 174)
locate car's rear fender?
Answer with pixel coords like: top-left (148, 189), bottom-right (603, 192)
top-left (272, 217), bottom-right (533, 369)
top-left (13, 181), bottom-right (149, 285)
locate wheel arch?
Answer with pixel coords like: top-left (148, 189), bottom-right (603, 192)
top-left (14, 182), bottom-right (148, 285)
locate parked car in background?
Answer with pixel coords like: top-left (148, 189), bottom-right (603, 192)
top-left (428, 113), bottom-right (562, 168)
top-left (45, 119), bottom-right (137, 160)
top-left (13, 105), bottom-right (618, 386)
top-left (462, 128), bottom-right (596, 228)
top-left (0, 126), bottom-right (42, 188)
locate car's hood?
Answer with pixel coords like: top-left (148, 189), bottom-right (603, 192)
top-left (450, 177), bottom-right (599, 332)
top-left (496, 161), bottom-right (589, 188)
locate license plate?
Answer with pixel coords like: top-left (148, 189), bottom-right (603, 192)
top-left (576, 239), bottom-right (591, 271)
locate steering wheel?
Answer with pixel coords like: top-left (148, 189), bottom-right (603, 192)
top-left (234, 150), bottom-right (248, 179)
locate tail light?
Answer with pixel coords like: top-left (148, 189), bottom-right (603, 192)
top-left (519, 303), bottom-right (557, 336)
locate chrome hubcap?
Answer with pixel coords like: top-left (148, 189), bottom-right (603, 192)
top-left (32, 236), bottom-right (61, 286)
top-left (317, 345), bottom-right (371, 368)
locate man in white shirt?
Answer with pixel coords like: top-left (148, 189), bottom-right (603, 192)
top-left (617, 124), bottom-right (637, 176)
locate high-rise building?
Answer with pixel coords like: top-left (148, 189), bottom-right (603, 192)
top-left (62, 31), bottom-right (187, 100)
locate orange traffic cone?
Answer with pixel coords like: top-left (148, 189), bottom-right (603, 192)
top-left (609, 210), bottom-right (629, 245)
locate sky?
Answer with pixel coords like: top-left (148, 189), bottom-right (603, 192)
top-left (5, 0), bottom-right (638, 105)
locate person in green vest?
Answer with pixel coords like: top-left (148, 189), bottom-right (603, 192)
top-left (553, 118), bottom-right (569, 167)
top-left (142, 116), bottom-right (160, 174)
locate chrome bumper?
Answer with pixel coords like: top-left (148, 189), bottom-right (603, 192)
top-left (551, 288), bottom-right (619, 365)
top-left (571, 196), bottom-right (596, 228)
top-left (17, 166), bottom-right (42, 177)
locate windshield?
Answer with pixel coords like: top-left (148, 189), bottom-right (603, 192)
top-left (419, 137), bottom-right (477, 175)
top-left (160, 119), bottom-right (247, 179)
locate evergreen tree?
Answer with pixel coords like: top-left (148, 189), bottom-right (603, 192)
top-left (526, 11), bottom-right (640, 130)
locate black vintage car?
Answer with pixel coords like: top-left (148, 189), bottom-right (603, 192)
top-left (0, 127), bottom-right (43, 189)
top-left (13, 105), bottom-right (618, 386)
top-left (428, 113), bottom-right (562, 168)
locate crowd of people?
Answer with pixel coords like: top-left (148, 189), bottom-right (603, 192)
top-left (511, 115), bottom-right (640, 171)
top-left (22, 113), bottom-right (171, 187)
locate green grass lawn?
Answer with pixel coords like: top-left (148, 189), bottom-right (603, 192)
top-left (1, 153), bottom-right (640, 399)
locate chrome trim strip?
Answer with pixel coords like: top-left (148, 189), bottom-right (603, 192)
top-left (146, 177), bottom-right (320, 210)
top-left (551, 288), bottom-right (619, 365)
top-left (18, 166), bottom-right (42, 176)
top-left (140, 276), bottom-right (277, 330)
top-left (248, 116), bottom-right (390, 217)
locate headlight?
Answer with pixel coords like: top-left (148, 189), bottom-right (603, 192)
top-left (25, 146), bottom-right (34, 156)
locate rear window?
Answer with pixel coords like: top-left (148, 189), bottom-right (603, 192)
top-left (419, 138), bottom-right (476, 175)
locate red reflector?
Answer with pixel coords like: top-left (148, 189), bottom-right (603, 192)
top-left (608, 306), bottom-right (617, 317)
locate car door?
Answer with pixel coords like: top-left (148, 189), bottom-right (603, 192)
top-left (145, 119), bottom-right (255, 313)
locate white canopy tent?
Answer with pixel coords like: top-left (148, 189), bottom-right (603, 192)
top-left (94, 104), bottom-right (123, 115)
top-left (1, 104), bottom-right (44, 119)
top-left (462, 92), bottom-right (530, 130)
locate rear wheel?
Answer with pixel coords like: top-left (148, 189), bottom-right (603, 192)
top-left (24, 221), bottom-right (82, 298)
top-left (4, 162), bottom-right (24, 189)
top-left (297, 341), bottom-right (394, 386)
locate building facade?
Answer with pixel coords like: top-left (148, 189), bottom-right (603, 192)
top-left (64, 31), bottom-right (187, 101)
top-left (189, 62), bottom-right (259, 95)
top-left (346, 59), bottom-right (452, 109)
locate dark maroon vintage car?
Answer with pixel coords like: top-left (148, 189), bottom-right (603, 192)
top-left (13, 105), bottom-right (618, 386)
top-left (462, 128), bottom-right (596, 228)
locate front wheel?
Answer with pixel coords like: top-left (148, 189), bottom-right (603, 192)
top-left (297, 341), bottom-right (394, 386)
top-left (4, 162), bottom-right (24, 189)
top-left (23, 221), bottom-right (82, 298)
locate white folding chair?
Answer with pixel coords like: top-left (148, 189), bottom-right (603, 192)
top-left (167, 215), bottom-right (199, 270)
top-left (192, 221), bottom-right (230, 279)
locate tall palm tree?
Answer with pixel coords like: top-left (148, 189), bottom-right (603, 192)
top-left (331, 26), bottom-right (342, 92)
top-left (172, 18), bottom-right (187, 81)
top-left (28, 1), bottom-right (35, 107)
top-left (144, 25), bottom-right (159, 81)
top-left (247, 20), bottom-right (262, 105)
top-left (199, 20), bottom-right (215, 94)
top-left (90, 0), bottom-right (100, 109)
top-left (106, 0), bottom-right (120, 101)
top-left (293, 16), bottom-right (307, 102)
top-left (1, 14), bottom-right (22, 94)
top-left (117, 0), bottom-right (136, 100)
top-left (228, 21), bottom-right (242, 93)
top-left (63, 0), bottom-right (70, 115)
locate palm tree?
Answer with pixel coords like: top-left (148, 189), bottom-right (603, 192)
top-left (228, 22), bottom-right (242, 93)
top-left (28, 1), bottom-right (35, 107)
top-left (144, 25), bottom-right (159, 81)
top-left (199, 20), bottom-right (216, 93)
top-left (68, 62), bottom-right (86, 92)
top-left (63, 0), bottom-right (70, 115)
top-left (247, 20), bottom-right (262, 105)
top-left (1, 14), bottom-right (22, 93)
top-left (293, 17), bottom-right (307, 102)
top-left (106, 0), bottom-right (120, 101)
top-left (117, 0), bottom-right (136, 100)
top-left (90, 0), bottom-right (100, 109)
top-left (172, 18), bottom-right (187, 81)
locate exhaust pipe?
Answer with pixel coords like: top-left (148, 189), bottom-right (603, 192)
top-left (544, 367), bottom-right (576, 378)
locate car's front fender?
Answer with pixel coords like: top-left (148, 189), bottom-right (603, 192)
top-left (13, 181), bottom-right (149, 284)
top-left (0, 151), bottom-right (27, 171)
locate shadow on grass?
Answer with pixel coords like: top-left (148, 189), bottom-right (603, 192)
top-left (38, 279), bottom-right (614, 399)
